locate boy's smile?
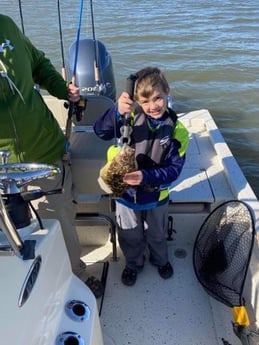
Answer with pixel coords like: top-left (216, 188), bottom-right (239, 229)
top-left (137, 88), bottom-right (168, 119)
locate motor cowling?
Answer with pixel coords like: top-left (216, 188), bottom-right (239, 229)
top-left (67, 38), bottom-right (116, 101)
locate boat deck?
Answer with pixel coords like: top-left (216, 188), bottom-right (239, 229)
top-left (44, 98), bottom-right (259, 345)
top-left (82, 241), bottom-right (239, 345)
top-left (73, 108), bottom-right (259, 345)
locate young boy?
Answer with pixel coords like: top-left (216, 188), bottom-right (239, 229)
top-left (94, 67), bottom-right (189, 286)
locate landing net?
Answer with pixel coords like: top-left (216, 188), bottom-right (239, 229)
top-left (193, 200), bottom-right (255, 307)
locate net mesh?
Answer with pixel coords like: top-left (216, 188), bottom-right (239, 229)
top-left (193, 200), bottom-right (255, 307)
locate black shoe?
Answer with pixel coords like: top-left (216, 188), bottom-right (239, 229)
top-left (85, 276), bottom-right (104, 298)
top-left (121, 266), bottom-right (137, 286)
top-left (158, 262), bottom-right (173, 279)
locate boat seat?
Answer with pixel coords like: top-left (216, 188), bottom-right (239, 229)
top-left (44, 94), bottom-right (118, 260)
top-left (70, 95), bottom-right (115, 199)
top-left (43, 94), bottom-right (115, 199)
top-left (69, 95), bottom-right (118, 260)
top-left (73, 94), bottom-right (115, 126)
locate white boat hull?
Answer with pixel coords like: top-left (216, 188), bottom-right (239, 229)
top-left (0, 219), bottom-right (103, 345)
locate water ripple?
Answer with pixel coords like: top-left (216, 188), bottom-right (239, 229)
top-left (2, 0), bottom-right (259, 196)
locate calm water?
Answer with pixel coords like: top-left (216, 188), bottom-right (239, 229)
top-left (2, 0), bottom-right (259, 196)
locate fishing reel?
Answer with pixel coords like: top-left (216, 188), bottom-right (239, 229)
top-left (64, 97), bottom-right (86, 122)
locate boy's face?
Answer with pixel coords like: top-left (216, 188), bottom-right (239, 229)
top-left (136, 87), bottom-right (168, 119)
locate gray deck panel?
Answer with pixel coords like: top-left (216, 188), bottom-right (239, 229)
top-left (169, 168), bottom-right (214, 203)
top-left (95, 243), bottom-right (239, 345)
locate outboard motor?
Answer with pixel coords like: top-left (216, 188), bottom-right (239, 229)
top-left (66, 39), bottom-right (116, 197)
top-left (67, 38), bottom-right (116, 101)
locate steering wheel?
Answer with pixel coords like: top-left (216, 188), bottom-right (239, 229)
top-left (0, 163), bottom-right (61, 194)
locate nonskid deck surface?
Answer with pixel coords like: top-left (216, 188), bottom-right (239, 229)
top-left (82, 241), bottom-right (239, 345)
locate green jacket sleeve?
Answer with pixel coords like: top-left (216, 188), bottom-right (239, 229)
top-left (21, 31), bottom-right (68, 100)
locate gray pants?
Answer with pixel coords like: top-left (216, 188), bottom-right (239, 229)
top-left (115, 202), bottom-right (169, 271)
top-left (29, 160), bottom-right (82, 276)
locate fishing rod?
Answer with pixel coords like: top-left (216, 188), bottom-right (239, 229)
top-left (57, 0), bottom-right (66, 79)
top-left (62, 0), bottom-right (86, 161)
top-left (57, 0), bottom-right (71, 161)
top-left (121, 74), bottom-right (138, 145)
top-left (70, 0), bottom-right (86, 120)
top-left (90, 0), bottom-right (100, 88)
top-left (72, 0), bottom-right (84, 86)
top-left (90, 0), bottom-right (106, 94)
top-left (18, 0), bottom-right (25, 34)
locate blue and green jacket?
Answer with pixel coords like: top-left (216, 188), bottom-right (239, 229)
top-left (94, 105), bottom-right (189, 210)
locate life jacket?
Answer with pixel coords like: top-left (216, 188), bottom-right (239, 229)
top-left (131, 108), bottom-right (178, 170)
top-left (110, 107), bottom-right (189, 209)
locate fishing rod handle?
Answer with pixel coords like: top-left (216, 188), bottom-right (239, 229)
top-left (125, 74), bottom-right (138, 100)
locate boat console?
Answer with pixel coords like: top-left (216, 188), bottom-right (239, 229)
top-left (0, 150), bottom-right (104, 345)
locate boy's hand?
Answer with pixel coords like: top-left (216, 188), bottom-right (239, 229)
top-left (123, 170), bottom-right (143, 185)
top-left (118, 91), bottom-right (134, 115)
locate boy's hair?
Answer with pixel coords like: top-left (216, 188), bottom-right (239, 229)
top-left (134, 67), bottom-right (170, 100)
